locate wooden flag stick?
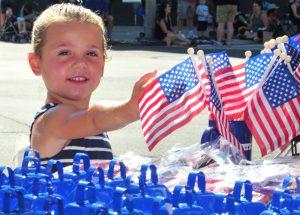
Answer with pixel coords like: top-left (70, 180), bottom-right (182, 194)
top-left (206, 56), bottom-right (222, 104)
top-left (245, 50), bottom-right (252, 62)
top-left (187, 47), bottom-right (205, 89)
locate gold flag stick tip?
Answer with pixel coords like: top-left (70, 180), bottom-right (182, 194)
top-left (280, 53), bottom-right (287, 61)
top-left (197, 50), bottom-right (204, 57)
top-left (264, 41), bottom-right (270, 49)
top-left (269, 39), bottom-right (276, 48)
top-left (274, 49), bottom-right (281, 56)
top-left (206, 56), bottom-right (213, 64)
top-left (264, 42), bottom-right (272, 53)
top-left (245, 50), bottom-right (252, 58)
top-left (282, 35), bottom-right (289, 43)
top-left (284, 55), bottom-right (291, 64)
top-left (187, 47), bottom-right (195, 55)
top-left (265, 42), bottom-right (272, 53)
top-left (276, 37), bottom-right (283, 45)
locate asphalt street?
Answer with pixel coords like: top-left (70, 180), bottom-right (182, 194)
top-left (0, 37), bottom-right (270, 168)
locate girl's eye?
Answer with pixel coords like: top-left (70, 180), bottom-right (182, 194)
top-left (87, 51), bottom-right (98, 57)
top-left (58, 51), bottom-right (69, 56)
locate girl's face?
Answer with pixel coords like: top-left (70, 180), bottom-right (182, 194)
top-left (29, 21), bottom-right (105, 104)
top-left (165, 4), bottom-right (171, 14)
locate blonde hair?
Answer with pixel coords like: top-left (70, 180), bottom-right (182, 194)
top-left (31, 3), bottom-right (107, 58)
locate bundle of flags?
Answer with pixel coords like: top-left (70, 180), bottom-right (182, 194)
top-left (138, 33), bottom-right (300, 158)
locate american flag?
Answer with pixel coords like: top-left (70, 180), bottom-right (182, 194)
top-left (214, 53), bottom-right (273, 119)
top-left (284, 42), bottom-right (300, 92)
top-left (289, 33), bottom-right (300, 50)
top-left (204, 51), bottom-right (232, 120)
top-left (283, 43), bottom-right (300, 71)
top-left (197, 62), bottom-right (210, 105)
top-left (244, 44), bottom-right (300, 156)
top-left (295, 66), bottom-right (300, 84)
top-left (206, 51), bottom-right (232, 73)
top-left (208, 65), bottom-right (245, 156)
top-left (138, 57), bottom-right (207, 151)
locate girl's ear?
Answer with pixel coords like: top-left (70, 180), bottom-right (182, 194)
top-left (28, 52), bottom-right (42, 76)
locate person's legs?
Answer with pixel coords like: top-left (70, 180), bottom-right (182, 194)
top-left (107, 15), bottom-right (114, 41)
top-left (197, 21), bottom-right (207, 38)
top-left (186, 2), bottom-right (196, 38)
top-left (226, 5), bottom-right (237, 43)
top-left (177, 1), bottom-right (184, 33)
top-left (216, 5), bottom-right (226, 43)
top-left (226, 21), bottom-right (234, 41)
top-left (217, 22), bottom-right (224, 42)
top-left (17, 17), bottom-right (26, 33)
top-left (177, 19), bottom-right (184, 33)
top-left (165, 32), bottom-right (190, 46)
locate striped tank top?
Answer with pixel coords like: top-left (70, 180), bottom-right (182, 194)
top-left (30, 103), bottom-right (113, 167)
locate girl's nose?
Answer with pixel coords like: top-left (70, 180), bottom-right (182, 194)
top-left (72, 55), bottom-right (88, 69)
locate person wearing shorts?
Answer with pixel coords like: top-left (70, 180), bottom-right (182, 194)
top-left (195, 0), bottom-right (208, 38)
top-left (177, 0), bottom-right (197, 39)
top-left (215, 0), bottom-right (238, 45)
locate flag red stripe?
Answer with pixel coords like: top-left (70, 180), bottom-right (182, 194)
top-left (245, 92), bottom-right (270, 155)
top-left (148, 105), bottom-right (205, 151)
top-left (245, 89), bottom-right (300, 156)
top-left (141, 97), bottom-right (168, 130)
top-left (245, 99), bottom-right (267, 155)
top-left (144, 91), bottom-right (205, 141)
top-left (138, 79), bottom-right (159, 105)
top-left (141, 83), bottom-right (203, 133)
top-left (139, 58), bottom-right (207, 151)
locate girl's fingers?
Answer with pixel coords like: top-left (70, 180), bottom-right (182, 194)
top-left (140, 69), bottom-right (157, 84)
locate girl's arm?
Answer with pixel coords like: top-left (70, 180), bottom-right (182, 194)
top-left (91, 70), bottom-right (157, 132)
top-left (33, 70), bottom-right (157, 141)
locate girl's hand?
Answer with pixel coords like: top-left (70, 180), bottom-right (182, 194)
top-left (128, 70), bottom-right (157, 120)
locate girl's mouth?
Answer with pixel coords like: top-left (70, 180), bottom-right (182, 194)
top-left (68, 76), bottom-right (88, 82)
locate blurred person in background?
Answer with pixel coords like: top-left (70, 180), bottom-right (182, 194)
top-left (195, 0), bottom-right (209, 39)
top-left (177, 0), bottom-right (197, 39)
top-left (290, 0), bottom-right (300, 32)
top-left (237, 0), bottom-right (269, 42)
top-left (215, 0), bottom-right (238, 46)
top-left (267, 5), bottom-right (286, 39)
top-left (85, 0), bottom-right (114, 43)
top-left (155, 2), bottom-right (191, 46)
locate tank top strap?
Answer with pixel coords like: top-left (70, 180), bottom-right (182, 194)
top-left (29, 103), bottom-right (58, 142)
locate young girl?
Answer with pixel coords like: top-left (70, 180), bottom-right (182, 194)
top-left (195, 0), bottom-right (208, 38)
top-left (28, 3), bottom-right (156, 167)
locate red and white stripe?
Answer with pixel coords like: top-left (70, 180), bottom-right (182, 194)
top-left (139, 79), bottom-right (206, 151)
top-left (245, 89), bottom-right (300, 156)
